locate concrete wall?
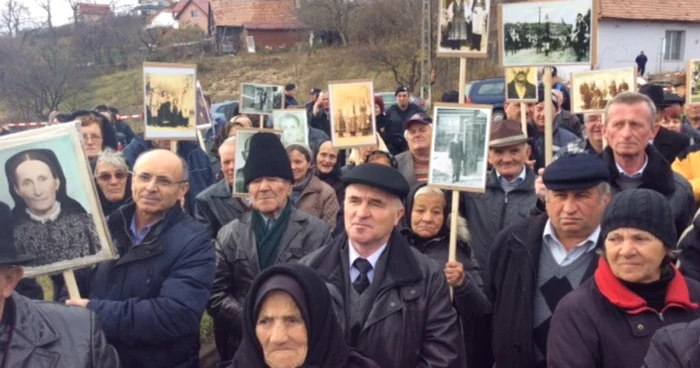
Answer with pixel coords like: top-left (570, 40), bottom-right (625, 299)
top-left (598, 19), bottom-right (700, 74)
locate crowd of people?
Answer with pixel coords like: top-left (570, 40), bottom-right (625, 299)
top-left (2, 70), bottom-right (700, 368)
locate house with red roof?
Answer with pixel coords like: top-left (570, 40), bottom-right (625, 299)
top-left (76, 3), bottom-right (113, 23)
top-left (210, 0), bottom-right (308, 53)
top-left (169, 0), bottom-right (212, 34)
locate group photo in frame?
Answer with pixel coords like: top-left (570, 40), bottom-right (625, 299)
top-left (499, 0), bottom-right (594, 67)
top-left (232, 128), bottom-right (283, 197)
top-left (687, 59), bottom-right (700, 106)
top-left (570, 67), bottom-right (637, 113)
top-left (328, 80), bottom-right (377, 149)
top-left (429, 103), bottom-right (493, 192)
top-left (505, 66), bottom-right (539, 101)
top-left (273, 109), bottom-right (309, 147)
top-left (0, 123), bottom-right (116, 277)
top-left (143, 62), bottom-right (198, 140)
top-left (240, 83), bottom-right (284, 115)
top-left (437, 0), bottom-right (491, 58)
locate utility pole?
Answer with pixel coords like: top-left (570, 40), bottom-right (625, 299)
top-left (420, 0), bottom-right (432, 109)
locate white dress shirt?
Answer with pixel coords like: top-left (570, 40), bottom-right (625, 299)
top-left (542, 222), bottom-right (600, 267)
top-left (349, 241), bottom-right (387, 284)
top-left (615, 154), bottom-right (648, 179)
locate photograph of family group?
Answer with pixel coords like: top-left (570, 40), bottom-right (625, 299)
top-left (143, 62), bottom-right (198, 140)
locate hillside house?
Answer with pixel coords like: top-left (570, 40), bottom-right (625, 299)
top-left (147, 4), bottom-right (179, 29)
top-left (597, 0), bottom-right (700, 73)
top-left (77, 3), bottom-right (113, 23)
top-left (211, 0), bottom-right (308, 53)
top-left (173, 0), bottom-right (211, 34)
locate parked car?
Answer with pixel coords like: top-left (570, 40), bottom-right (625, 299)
top-left (375, 92), bottom-right (426, 109)
top-left (210, 100), bottom-right (239, 125)
top-left (465, 77), bottom-right (505, 121)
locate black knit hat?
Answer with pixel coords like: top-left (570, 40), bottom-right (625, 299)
top-left (243, 132), bottom-right (294, 187)
top-left (601, 189), bottom-right (677, 249)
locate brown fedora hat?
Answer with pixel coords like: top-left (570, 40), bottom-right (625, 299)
top-left (489, 119), bottom-right (528, 148)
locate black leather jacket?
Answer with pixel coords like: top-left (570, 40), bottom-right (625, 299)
top-left (2, 292), bottom-right (120, 367)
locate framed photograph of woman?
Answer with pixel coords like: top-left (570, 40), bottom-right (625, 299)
top-left (0, 122), bottom-right (116, 277)
top-left (232, 128), bottom-right (283, 197)
top-left (272, 109), bottom-right (309, 147)
top-left (328, 80), bottom-right (377, 149)
top-left (437, 0), bottom-right (491, 58)
top-left (143, 62), bottom-right (198, 141)
top-left (429, 103), bottom-right (493, 193)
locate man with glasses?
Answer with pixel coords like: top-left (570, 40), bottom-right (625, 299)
top-left (66, 149), bottom-right (215, 368)
top-left (556, 113), bottom-right (605, 157)
top-left (208, 132), bottom-right (331, 362)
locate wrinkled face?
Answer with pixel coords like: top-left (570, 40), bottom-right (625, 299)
top-left (14, 160), bottom-right (59, 216)
top-left (659, 117), bottom-right (683, 133)
top-left (345, 184), bottom-right (404, 248)
top-left (256, 291), bottom-right (308, 368)
top-left (505, 101), bottom-right (521, 121)
top-left (534, 102), bottom-right (556, 131)
top-left (95, 162), bottom-right (128, 203)
top-left (249, 177), bottom-right (292, 215)
top-left (289, 150), bottom-right (311, 183)
top-left (219, 144), bottom-right (236, 184)
top-left (546, 187), bottom-right (609, 241)
top-left (605, 228), bottom-right (666, 284)
top-left (488, 143), bottom-right (530, 179)
top-left (316, 141), bottom-right (338, 174)
top-left (132, 152), bottom-right (189, 216)
top-left (397, 92), bottom-right (410, 108)
top-left (513, 68), bottom-right (528, 82)
top-left (280, 118), bottom-right (301, 145)
top-left (406, 123), bottom-right (432, 153)
top-left (603, 102), bottom-right (653, 157)
top-left (585, 114), bottom-right (604, 143)
top-left (411, 194), bottom-right (445, 239)
top-left (81, 123), bottom-right (103, 159)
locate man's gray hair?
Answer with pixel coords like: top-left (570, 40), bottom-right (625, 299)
top-left (95, 148), bottom-right (128, 173)
top-left (603, 91), bottom-right (656, 128)
top-left (179, 157), bottom-right (189, 182)
top-left (218, 137), bottom-right (236, 155)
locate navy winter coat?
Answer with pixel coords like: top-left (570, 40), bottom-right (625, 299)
top-left (85, 202), bottom-right (215, 368)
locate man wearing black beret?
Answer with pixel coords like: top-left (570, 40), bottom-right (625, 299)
top-left (301, 163), bottom-right (465, 368)
top-left (385, 86), bottom-right (425, 138)
top-left (208, 132), bottom-right (332, 361)
top-left (484, 153), bottom-right (611, 368)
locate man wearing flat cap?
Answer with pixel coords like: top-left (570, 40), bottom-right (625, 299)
top-left (301, 163), bottom-right (465, 368)
top-left (528, 89), bottom-right (578, 172)
top-left (483, 153), bottom-right (611, 368)
top-left (385, 86), bottom-right (426, 137)
top-left (209, 132), bottom-right (331, 362)
top-left (0, 202), bottom-right (120, 367)
top-left (396, 113), bottom-right (432, 185)
top-left (460, 119), bottom-right (538, 267)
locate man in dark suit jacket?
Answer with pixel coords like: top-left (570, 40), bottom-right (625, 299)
top-left (507, 68), bottom-right (537, 100)
top-left (654, 125), bottom-right (690, 164)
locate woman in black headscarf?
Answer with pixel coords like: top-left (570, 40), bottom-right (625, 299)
top-left (231, 263), bottom-right (379, 368)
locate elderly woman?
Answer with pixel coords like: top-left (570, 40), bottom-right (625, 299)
top-left (400, 183), bottom-right (490, 365)
top-left (231, 263), bottom-right (379, 368)
top-left (70, 110), bottom-right (119, 166)
top-left (548, 189), bottom-right (700, 368)
top-left (94, 149), bottom-right (132, 217)
top-left (287, 144), bottom-right (339, 229)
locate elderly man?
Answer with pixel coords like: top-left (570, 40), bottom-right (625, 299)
top-left (385, 86), bottom-right (426, 136)
top-left (195, 137), bottom-right (246, 237)
top-left (396, 113), bottom-right (432, 185)
top-left (0, 203), bottom-right (119, 367)
top-left (208, 132), bottom-right (331, 362)
top-left (528, 92), bottom-right (578, 171)
top-left (461, 119), bottom-right (538, 267)
top-left (484, 154), bottom-right (611, 368)
top-left (66, 149), bottom-right (215, 367)
top-left (557, 113), bottom-right (605, 156)
top-left (301, 163), bottom-right (464, 368)
top-left (310, 91), bottom-right (331, 136)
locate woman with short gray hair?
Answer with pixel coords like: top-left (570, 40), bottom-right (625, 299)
top-left (94, 148), bottom-right (132, 216)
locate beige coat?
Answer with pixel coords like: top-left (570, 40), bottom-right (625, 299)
top-left (297, 175), bottom-right (339, 229)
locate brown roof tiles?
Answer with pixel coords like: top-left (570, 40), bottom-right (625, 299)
top-left (210, 0), bottom-right (306, 30)
top-left (599, 0), bottom-right (700, 23)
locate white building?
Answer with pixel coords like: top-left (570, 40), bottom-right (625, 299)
top-left (146, 4), bottom-right (179, 29)
top-left (597, 0), bottom-right (700, 74)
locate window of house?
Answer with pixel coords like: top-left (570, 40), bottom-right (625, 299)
top-left (191, 10), bottom-right (199, 17)
top-left (665, 30), bottom-right (685, 61)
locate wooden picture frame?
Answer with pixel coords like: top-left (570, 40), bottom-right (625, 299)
top-left (436, 0), bottom-right (491, 58)
top-left (328, 79), bottom-right (377, 149)
top-left (504, 67), bottom-right (539, 102)
top-left (240, 83), bottom-right (285, 115)
top-left (143, 62), bottom-right (198, 141)
top-left (272, 109), bottom-right (310, 147)
top-left (428, 103), bottom-right (493, 193)
top-left (231, 128), bottom-right (283, 198)
top-left (570, 66), bottom-right (637, 114)
top-left (687, 59), bottom-right (700, 106)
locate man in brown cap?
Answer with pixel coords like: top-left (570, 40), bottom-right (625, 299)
top-left (460, 119), bottom-right (538, 267)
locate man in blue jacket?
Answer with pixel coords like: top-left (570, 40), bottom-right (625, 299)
top-left (66, 149), bottom-right (215, 368)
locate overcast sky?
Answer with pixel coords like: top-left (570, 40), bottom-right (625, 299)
top-left (24, 0), bottom-right (139, 27)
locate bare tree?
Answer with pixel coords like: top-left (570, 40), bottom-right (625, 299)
top-left (298, 0), bottom-right (362, 45)
top-left (65, 0), bottom-right (79, 24)
top-left (1, 0), bottom-right (28, 37)
top-left (35, 0), bottom-right (52, 29)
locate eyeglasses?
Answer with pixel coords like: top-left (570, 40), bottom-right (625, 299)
top-left (96, 172), bottom-right (128, 182)
top-left (132, 172), bottom-right (187, 187)
top-left (82, 134), bottom-right (103, 142)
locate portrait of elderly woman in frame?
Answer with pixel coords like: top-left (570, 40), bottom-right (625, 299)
top-left (5, 148), bottom-right (101, 269)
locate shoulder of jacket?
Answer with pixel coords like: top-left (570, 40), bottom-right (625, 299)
top-left (33, 301), bottom-right (95, 325)
top-left (676, 142), bottom-right (700, 161)
top-left (672, 172), bottom-right (693, 192)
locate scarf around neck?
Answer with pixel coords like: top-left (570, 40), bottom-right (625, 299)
top-left (251, 200), bottom-right (293, 270)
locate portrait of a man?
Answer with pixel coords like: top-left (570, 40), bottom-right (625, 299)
top-left (506, 67), bottom-right (537, 101)
top-left (273, 110), bottom-right (309, 147)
